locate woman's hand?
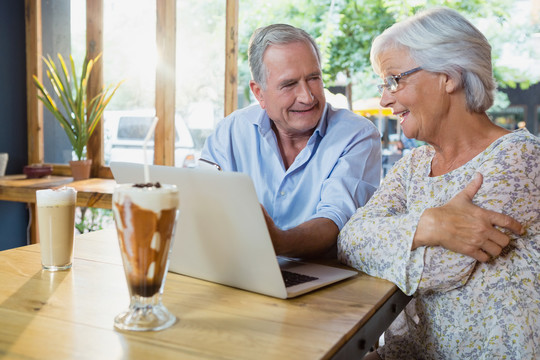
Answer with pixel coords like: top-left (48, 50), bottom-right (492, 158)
top-left (413, 173), bottom-right (524, 262)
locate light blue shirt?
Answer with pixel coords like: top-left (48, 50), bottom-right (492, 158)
top-left (201, 103), bottom-right (381, 230)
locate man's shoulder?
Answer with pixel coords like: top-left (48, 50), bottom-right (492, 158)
top-left (227, 103), bottom-right (264, 120)
top-left (326, 104), bottom-right (378, 132)
top-left (214, 104), bottom-right (264, 132)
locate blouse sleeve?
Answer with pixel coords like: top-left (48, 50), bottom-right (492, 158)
top-left (338, 153), bottom-right (428, 295)
top-left (338, 150), bottom-right (478, 296)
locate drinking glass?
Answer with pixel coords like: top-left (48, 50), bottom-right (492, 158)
top-left (112, 183), bottom-right (180, 331)
top-left (36, 187), bottom-right (77, 271)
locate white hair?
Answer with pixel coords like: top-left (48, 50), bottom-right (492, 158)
top-left (370, 7), bottom-right (496, 113)
top-left (248, 24), bottom-right (321, 89)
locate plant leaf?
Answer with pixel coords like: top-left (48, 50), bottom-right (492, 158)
top-left (33, 52), bottom-right (122, 161)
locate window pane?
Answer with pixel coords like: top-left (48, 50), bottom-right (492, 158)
top-left (102, 0), bottom-right (157, 166)
top-left (41, 0), bottom-right (74, 164)
top-left (70, 0), bottom-right (86, 67)
top-left (175, 0), bottom-right (225, 167)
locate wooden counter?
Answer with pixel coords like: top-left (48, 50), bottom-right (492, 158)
top-left (0, 175), bottom-right (116, 243)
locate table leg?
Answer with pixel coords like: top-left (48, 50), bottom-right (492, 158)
top-left (331, 290), bottom-right (411, 359)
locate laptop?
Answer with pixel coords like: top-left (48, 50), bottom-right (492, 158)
top-left (110, 161), bottom-right (357, 299)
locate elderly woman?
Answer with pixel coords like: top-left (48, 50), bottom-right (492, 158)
top-left (338, 7), bottom-right (539, 360)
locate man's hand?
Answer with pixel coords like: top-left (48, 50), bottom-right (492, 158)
top-left (260, 206), bottom-right (286, 253)
top-left (413, 173), bottom-right (523, 262)
top-left (260, 205), bottom-right (339, 258)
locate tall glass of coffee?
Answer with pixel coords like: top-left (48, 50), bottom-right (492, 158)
top-left (36, 187), bottom-right (77, 271)
top-left (112, 182), bottom-right (179, 331)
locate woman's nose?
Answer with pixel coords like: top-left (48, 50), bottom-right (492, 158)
top-left (379, 89), bottom-right (394, 108)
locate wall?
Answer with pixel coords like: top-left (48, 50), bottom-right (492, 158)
top-left (0, 1), bottom-right (30, 250)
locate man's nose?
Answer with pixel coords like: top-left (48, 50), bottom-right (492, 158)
top-left (296, 81), bottom-right (314, 103)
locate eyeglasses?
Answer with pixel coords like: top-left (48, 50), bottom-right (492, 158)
top-left (377, 67), bottom-right (422, 95)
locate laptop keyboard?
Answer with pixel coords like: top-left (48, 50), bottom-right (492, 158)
top-left (281, 270), bottom-right (319, 288)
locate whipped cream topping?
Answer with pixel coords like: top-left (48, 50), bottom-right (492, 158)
top-left (36, 187), bottom-right (77, 206)
top-left (113, 184), bottom-right (179, 214)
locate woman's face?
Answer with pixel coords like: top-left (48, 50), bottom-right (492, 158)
top-left (376, 48), bottom-right (449, 143)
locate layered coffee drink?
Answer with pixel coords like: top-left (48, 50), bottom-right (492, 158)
top-left (112, 182), bottom-right (179, 331)
top-left (113, 183), bottom-right (179, 297)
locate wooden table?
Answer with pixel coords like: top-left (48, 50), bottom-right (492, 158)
top-left (0, 229), bottom-right (410, 359)
top-left (0, 175), bottom-right (116, 243)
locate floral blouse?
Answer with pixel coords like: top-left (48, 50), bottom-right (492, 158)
top-left (338, 129), bottom-right (539, 359)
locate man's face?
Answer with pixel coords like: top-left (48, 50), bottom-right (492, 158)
top-left (250, 41), bottom-right (326, 138)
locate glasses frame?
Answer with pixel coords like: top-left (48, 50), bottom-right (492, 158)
top-left (377, 67), bottom-right (423, 95)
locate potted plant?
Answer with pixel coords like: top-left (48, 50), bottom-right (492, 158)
top-left (33, 53), bottom-right (122, 180)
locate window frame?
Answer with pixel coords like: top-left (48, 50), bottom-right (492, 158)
top-left (25, 0), bottom-right (238, 178)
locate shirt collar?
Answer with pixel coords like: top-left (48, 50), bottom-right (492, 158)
top-left (314, 103), bottom-right (329, 138)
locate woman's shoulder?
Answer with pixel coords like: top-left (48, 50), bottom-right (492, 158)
top-left (495, 128), bottom-right (540, 148)
top-left (478, 129), bottom-right (540, 176)
top-left (485, 129), bottom-right (540, 159)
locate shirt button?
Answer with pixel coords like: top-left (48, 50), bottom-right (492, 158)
top-left (280, 191), bottom-right (286, 196)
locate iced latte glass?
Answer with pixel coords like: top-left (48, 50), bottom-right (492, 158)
top-left (36, 187), bottom-right (77, 271)
top-left (112, 183), bottom-right (179, 331)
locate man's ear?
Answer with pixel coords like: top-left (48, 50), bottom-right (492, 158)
top-left (250, 80), bottom-right (266, 109)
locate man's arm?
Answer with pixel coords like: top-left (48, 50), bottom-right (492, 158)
top-left (262, 206), bottom-right (338, 258)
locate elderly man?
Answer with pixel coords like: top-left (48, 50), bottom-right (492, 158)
top-left (201, 24), bottom-right (381, 258)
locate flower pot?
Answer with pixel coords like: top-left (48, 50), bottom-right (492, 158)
top-left (69, 159), bottom-right (92, 180)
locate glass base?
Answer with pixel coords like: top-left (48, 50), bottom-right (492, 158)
top-left (114, 296), bottom-right (176, 332)
top-left (42, 263), bottom-right (72, 271)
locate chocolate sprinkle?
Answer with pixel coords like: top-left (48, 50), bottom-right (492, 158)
top-left (133, 182), bottom-right (162, 188)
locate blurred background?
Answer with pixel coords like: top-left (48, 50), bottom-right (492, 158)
top-left (51, 0), bottom-right (540, 168)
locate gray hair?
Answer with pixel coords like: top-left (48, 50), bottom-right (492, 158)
top-left (248, 24), bottom-right (321, 89)
top-left (370, 7), bottom-right (496, 113)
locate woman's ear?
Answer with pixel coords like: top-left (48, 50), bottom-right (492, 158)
top-left (444, 73), bottom-right (459, 94)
